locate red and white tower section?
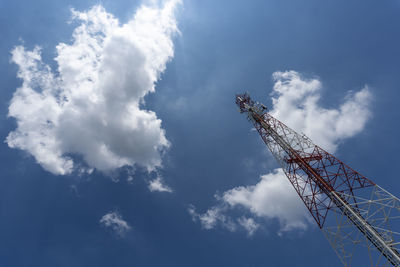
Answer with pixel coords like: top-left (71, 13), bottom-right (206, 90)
top-left (236, 93), bottom-right (400, 267)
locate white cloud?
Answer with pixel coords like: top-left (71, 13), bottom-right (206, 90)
top-left (100, 211), bottom-right (131, 237)
top-left (188, 205), bottom-right (220, 229)
top-left (148, 176), bottom-right (172, 193)
top-left (237, 217), bottom-right (260, 236)
top-left (270, 70), bottom-right (372, 152)
top-left (188, 205), bottom-right (236, 232)
top-left (6, 0), bottom-right (181, 175)
top-left (192, 70), bottom-right (373, 235)
top-left (223, 169), bottom-right (310, 234)
top-left (188, 205), bottom-right (260, 235)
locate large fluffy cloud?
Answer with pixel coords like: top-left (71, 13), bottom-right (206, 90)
top-left (270, 70), bottom-right (372, 152)
top-left (6, 0), bottom-right (181, 175)
top-left (191, 71), bottom-right (372, 234)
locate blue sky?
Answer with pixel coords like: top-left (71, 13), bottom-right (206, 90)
top-left (1, 0), bottom-right (400, 266)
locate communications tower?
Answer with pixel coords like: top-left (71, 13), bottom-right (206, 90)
top-left (236, 93), bottom-right (400, 266)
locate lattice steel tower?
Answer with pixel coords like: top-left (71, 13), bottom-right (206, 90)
top-left (236, 93), bottom-right (400, 267)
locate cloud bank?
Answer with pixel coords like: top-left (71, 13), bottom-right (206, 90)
top-left (6, 0), bottom-right (181, 175)
top-left (191, 70), bottom-right (372, 235)
top-left (100, 211), bottom-right (131, 237)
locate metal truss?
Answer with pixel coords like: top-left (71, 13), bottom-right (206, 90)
top-left (323, 185), bottom-right (400, 266)
top-left (236, 93), bottom-right (400, 266)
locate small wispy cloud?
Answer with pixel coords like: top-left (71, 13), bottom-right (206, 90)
top-left (188, 205), bottom-right (236, 232)
top-left (188, 205), bottom-right (260, 236)
top-left (148, 176), bottom-right (172, 193)
top-left (100, 211), bottom-right (131, 238)
top-left (237, 217), bottom-right (260, 236)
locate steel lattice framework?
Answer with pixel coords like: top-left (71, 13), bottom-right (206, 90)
top-left (236, 93), bottom-right (400, 267)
